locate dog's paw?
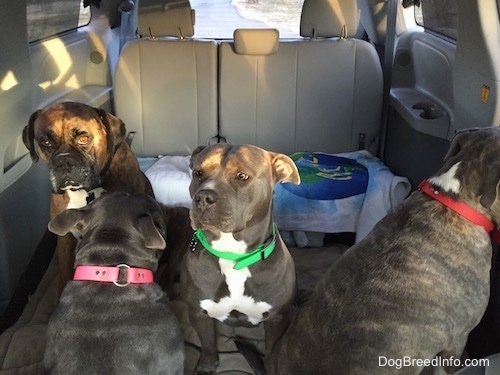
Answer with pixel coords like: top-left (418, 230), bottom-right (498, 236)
top-left (195, 357), bottom-right (219, 375)
top-left (195, 366), bottom-right (217, 375)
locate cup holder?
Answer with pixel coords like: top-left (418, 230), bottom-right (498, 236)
top-left (412, 101), bottom-right (446, 120)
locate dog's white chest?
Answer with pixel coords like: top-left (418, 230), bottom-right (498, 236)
top-left (65, 187), bottom-right (106, 209)
top-left (200, 233), bottom-right (272, 325)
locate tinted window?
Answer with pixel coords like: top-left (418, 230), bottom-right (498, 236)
top-left (414, 0), bottom-right (458, 40)
top-left (27, 0), bottom-right (91, 42)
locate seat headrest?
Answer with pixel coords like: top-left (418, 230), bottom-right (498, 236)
top-left (234, 29), bottom-right (279, 56)
top-left (138, 0), bottom-right (195, 38)
top-left (300, 0), bottom-right (359, 39)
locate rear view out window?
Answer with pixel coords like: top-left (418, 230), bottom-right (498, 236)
top-left (27, 0), bottom-right (91, 43)
top-left (414, 0), bottom-right (458, 40)
top-left (192, 0), bottom-right (304, 39)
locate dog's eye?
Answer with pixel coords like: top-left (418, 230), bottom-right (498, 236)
top-left (236, 172), bottom-right (249, 181)
top-left (39, 138), bottom-right (52, 148)
top-left (193, 170), bottom-right (203, 178)
top-left (78, 135), bottom-right (90, 145)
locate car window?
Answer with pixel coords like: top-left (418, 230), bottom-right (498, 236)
top-left (191, 0), bottom-right (304, 39)
top-left (414, 0), bottom-right (458, 40)
top-left (27, 0), bottom-right (91, 43)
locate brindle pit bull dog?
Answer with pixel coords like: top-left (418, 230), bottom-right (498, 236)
top-left (45, 192), bottom-right (184, 374)
top-left (264, 127), bottom-right (500, 374)
top-left (181, 143), bottom-right (300, 374)
top-left (22, 102), bottom-right (154, 291)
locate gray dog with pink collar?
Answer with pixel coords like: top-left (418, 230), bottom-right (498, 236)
top-left (44, 192), bottom-right (184, 374)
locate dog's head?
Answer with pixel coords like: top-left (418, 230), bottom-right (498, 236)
top-left (48, 192), bottom-right (166, 270)
top-left (22, 102), bottom-right (126, 193)
top-left (188, 143), bottom-right (300, 234)
top-left (429, 126), bottom-right (500, 224)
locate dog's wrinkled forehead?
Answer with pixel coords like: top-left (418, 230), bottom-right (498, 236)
top-left (35, 103), bottom-right (104, 136)
top-left (193, 144), bottom-right (268, 176)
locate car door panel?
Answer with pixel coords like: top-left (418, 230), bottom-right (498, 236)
top-left (384, 29), bottom-right (455, 188)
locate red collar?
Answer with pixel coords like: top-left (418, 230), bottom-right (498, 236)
top-left (419, 179), bottom-right (500, 243)
top-left (73, 264), bottom-right (154, 286)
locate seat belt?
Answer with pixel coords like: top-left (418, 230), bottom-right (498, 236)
top-left (378, 0), bottom-right (400, 160)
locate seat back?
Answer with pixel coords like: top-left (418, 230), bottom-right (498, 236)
top-left (113, 0), bottom-right (218, 157)
top-left (219, 0), bottom-right (383, 154)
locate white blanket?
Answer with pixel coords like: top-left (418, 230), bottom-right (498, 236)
top-left (144, 155), bottom-right (192, 208)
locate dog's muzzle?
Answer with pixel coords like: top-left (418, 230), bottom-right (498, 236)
top-left (49, 152), bottom-right (99, 192)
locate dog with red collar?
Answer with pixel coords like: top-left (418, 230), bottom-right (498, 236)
top-left (260, 127), bottom-right (500, 374)
top-left (44, 192), bottom-right (184, 374)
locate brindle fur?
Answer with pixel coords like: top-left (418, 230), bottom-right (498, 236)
top-left (268, 127), bottom-right (500, 374)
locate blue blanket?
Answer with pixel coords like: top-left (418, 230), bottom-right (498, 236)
top-left (273, 151), bottom-right (411, 242)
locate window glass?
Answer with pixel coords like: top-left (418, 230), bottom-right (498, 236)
top-left (192, 0), bottom-right (304, 39)
top-left (414, 0), bottom-right (458, 40)
top-left (27, 0), bottom-right (91, 43)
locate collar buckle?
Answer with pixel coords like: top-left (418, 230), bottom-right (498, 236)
top-left (113, 264), bottom-right (131, 287)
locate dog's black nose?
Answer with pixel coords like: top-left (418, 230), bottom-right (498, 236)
top-left (195, 190), bottom-right (218, 209)
top-left (52, 153), bottom-right (77, 171)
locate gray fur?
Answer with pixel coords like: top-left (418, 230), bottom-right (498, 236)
top-left (269, 127), bottom-right (500, 374)
top-left (44, 192), bottom-right (184, 375)
top-left (182, 144), bottom-right (300, 373)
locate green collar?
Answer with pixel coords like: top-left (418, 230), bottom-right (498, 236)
top-left (193, 225), bottom-right (277, 270)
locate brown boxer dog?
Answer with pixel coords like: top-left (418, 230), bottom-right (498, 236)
top-left (181, 143), bottom-right (300, 374)
top-left (22, 101), bottom-right (154, 292)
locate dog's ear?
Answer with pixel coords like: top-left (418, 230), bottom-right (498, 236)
top-left (443, 128), bottom-right (482, 162)
top-left (137, 214), bottom-right (167, 250)
top-left (48, 208), bottom-right (88, 237)
top-left (443, 132), bottom-right (467, 162)
top-left (22, 110), bottom-right (42, 163)
top-left (94, 107), bottom-right (126, 151)
top-left (479, 160), bottom-right (500, 208)
top-left (271, 153), bottom-right (300, 185)
top-left (190, 145), bottom-right (206, 168)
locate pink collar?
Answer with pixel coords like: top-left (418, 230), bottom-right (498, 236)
top-left (419, 179), bottom-right (500, 243)
top-left (73, 264), bottom-right (154, 287)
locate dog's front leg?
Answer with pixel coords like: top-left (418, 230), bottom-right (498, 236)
top-left (264, 312), bottom-right (290, 371)
top-left (191, 310), bottom-right (218, 374)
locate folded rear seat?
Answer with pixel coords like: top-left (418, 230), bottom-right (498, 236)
top-left (218, 0), bottom-right (383, 155)
top-left (113, 0), bottom-right (218, 157)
